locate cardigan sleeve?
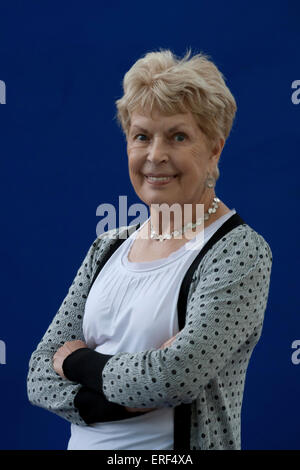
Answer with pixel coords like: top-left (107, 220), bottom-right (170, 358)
top-left (26, 234), bottom-right (106, 425)
top-left (26, 229), bottom-right (142, 425)
top-left (88, 228), bottom-right (272, 409)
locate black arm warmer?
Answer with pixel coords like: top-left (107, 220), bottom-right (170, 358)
top-left (63, 348), bottom-right (151, 424)
top-left (62, 347), bottom-right (112, 393)
top-left (74, 386), bottom-right (151, 425)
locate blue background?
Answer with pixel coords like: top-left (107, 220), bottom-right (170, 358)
top-left (0, 0), bottom-right (299, 450)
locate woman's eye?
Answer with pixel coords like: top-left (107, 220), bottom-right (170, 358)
top-left (174, 133), bottom-right (186, 142)
top-left (135, 134), bottom-right (147, 141)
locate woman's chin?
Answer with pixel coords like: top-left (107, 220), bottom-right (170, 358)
top-left (142, 194), bottom-right (180, 207)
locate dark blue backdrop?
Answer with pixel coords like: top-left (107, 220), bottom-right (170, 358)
top-left (0, 0), bottom-right (299, 450)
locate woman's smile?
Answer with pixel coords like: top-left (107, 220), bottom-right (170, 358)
top-left (144, 174), bottom-right (178, 186)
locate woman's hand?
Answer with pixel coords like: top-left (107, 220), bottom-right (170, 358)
top-left (125, 333), bottom-right (178, 413)
top-left (52, 340), bottom-right (89, 379)
top-left (158, 333), bottom-right (178, 350)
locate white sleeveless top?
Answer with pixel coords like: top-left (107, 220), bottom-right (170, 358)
top-left (67, 209), bottom-right (236, 450)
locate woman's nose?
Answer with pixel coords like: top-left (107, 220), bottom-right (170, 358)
top-left (147, 137), bottom-right (169, 163)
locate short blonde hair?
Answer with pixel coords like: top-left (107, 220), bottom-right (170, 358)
top-left (114, 48), bottom-right (237, 180)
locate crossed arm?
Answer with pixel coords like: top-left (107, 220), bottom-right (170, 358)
top-left (52, 334), bottom-right (177, 416)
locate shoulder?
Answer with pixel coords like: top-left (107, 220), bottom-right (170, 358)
top-left (198, 223), bottom-right (273, 285)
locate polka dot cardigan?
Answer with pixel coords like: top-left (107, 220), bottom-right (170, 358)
top-left (27, 218), bottom-right (272, 450)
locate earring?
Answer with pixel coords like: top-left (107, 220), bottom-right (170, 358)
top-left (205, 173), bottom-right (216, 188)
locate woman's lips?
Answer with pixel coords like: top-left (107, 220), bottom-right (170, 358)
top-left (145, 175), bottom-right (178, 186)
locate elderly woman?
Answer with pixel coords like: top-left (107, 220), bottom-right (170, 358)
top-left (27, 48), bottom-right (272, 450)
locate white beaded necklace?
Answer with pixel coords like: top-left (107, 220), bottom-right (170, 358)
top-left (150, 197), bottom-right (220, 242)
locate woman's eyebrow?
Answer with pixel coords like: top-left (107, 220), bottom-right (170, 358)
top-left (131, 123), bottom-right (189, 133)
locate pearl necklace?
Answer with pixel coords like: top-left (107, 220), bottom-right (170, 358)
top-left (150, 197), bottom-right (220, 242)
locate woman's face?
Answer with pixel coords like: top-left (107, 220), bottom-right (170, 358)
top-left (126, 108), bottom-right (224, 209)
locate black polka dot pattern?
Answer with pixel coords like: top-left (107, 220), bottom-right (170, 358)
top-left (26, 223), bottom-right (273, 450)
top-left (100, 225), bottom-right (272, 450)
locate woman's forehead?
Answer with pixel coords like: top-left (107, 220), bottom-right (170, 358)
top-left (130, 109), bottom-right (196, 129)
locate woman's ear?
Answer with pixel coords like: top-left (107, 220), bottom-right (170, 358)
top-left (213, 137), bottom-right (225, 158)
top-left (209, 137), bottom-right (225, 170)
